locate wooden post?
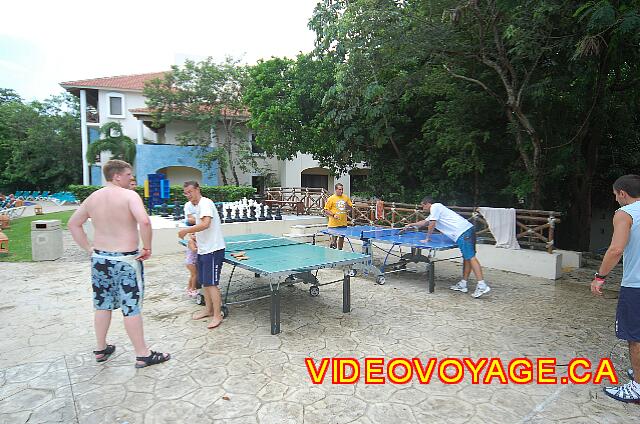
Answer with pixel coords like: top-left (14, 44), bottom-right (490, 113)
top-left (391, 203), bottom-right (396, 227)
top-left (547, 215), bottom-right (556, 253)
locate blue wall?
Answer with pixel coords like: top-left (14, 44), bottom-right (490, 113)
top-left (134, 144), bottom-right (218, 186)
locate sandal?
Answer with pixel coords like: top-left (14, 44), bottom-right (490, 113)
top-left (135, 350), bottom-right (171, 368)
top-left (93, 344), bottom-right (116, 363)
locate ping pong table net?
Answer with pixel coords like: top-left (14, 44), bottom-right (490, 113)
top-left (359, 227), bottom-right (419, 239)
top-left (225, 236), bottom-right (305, 253)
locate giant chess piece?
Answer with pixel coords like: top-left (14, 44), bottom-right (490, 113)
top-left (234, 207), bottom-right (241, 222)
top-left (258, 204), bottom-right (267, 221)
top-left (226, 206), bottom-right (233, 223)
top-left (274, 205), bottom-right (283, 220)
top-left (241, 206), bottom-right (250, 222)
top-left (216, 203), bottom-right (224, 223)
top-left (249, 205), bottom-right (257, 221)
top-left (160, 202), bottom-right (169, 217)
top-left (265, 205), bottom-right (273, 220)
top-left (173, 199), bottom-right (182, 221)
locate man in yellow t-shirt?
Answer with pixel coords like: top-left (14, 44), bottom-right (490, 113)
top-left (324, 183), bottom-right (353, 250)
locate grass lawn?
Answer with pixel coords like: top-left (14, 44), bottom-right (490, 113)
top-left (0, 211), bottom-right (74, 262)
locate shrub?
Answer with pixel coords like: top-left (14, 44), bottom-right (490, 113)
top-left (68, 185), bottom-right (101, 202)
top-left (67, 184), bottom-right (256, 204)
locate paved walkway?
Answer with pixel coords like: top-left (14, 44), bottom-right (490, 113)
top-left (0, 233), bottom-right (637, 423)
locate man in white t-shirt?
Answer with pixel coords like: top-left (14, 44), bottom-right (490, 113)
top-left (178, 181), bottom-right (226, 329)
top-left (405, 196), bottom-right (490, 298)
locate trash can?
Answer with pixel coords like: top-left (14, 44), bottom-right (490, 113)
top-left (31, 219), bottom-right (63, 261)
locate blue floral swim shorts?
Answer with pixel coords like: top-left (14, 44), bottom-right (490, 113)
top-left (91, 250), bottom-right (144, 316)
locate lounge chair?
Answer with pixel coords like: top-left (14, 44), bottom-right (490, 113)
top-left (0, 205), bottom-right (27, 219)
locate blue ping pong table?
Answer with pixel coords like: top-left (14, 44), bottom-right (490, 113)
top-left (222, 233), bottom-right (369, 334)
top-left (321, 225), bottom-right (459, 292)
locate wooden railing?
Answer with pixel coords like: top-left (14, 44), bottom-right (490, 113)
top-left (265, 187), bottom-right (330, 214)
top-left (351, 201), bottom-right (561, 253)
top-left (265, 187), bottom-right (561, 253)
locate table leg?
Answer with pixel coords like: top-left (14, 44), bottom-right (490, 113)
top-left (270, 285), bottom-right (281, 334)
top-left (428, 260), bottom-right (435, 293)
top-left (343, 272), bottom-right (351, 313)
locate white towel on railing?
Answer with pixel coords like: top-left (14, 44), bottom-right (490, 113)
top-left (478, 207), bottom-right (520, 249)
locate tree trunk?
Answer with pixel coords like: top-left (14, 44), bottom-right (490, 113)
top-left (219, 167), bottom-right (229, 186)
top-left (562, 42), bottom-right (610, 251)
top-left (564, 177), bottom-right (593, 251)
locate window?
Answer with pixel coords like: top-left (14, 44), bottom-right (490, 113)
top-left (107, 93), bottom-right (125, 117)
top-left (251, 133), bottom-right (265, 155)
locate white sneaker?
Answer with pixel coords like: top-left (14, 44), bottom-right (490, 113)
top-left (472, 285), bottom-right (491, 298)
top-left (603, 380), bottom-right (640, 403)
top-left (449, 281), bottom-right (468, 293)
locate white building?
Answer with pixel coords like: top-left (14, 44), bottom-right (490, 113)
top-left (60, 72), bottom-right (369, 195)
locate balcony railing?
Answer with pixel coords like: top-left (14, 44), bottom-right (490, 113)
top-left (86, 105), bottom-right (99, 123)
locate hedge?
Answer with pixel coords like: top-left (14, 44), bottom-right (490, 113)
top-left (68, 184), bottom-right (256, 204)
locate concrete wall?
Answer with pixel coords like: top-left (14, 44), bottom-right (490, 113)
top-left (589, 206), bottom-right (615, 252)
top-left (164, 121), bottom-right (197, 145)
top-left (97, 90), bottom-right (157, 142)
top-left (83, 215), bottom-right (326, 255)
top-left (432, 244), bottom-right (565, 280)
top-left (158, 166), bottom-right (203, 185)
top-left (279, 154), bottom-right (368, 196)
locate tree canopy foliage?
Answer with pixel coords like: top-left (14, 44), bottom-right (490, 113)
top-left (144, 57), bottom-right (265, 186)
top-left (244, 0), bottom-right (640, 249)
top-left (86, 122), bottom-right (136, 165)
top-left (0, 89), bottom-right (81, 192)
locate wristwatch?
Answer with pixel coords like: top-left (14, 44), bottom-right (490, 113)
top-left (594, 272), bottom-right (607, 281)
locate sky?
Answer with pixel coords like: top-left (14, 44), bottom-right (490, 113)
top-left (0, 0), bottom-right (320, 101)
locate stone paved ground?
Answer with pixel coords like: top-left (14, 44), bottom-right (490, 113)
top-left (0, 232), bottom-right (638, 423)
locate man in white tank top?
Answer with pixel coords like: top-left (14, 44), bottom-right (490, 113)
top-left (591, 174), bottom-right (640, 403)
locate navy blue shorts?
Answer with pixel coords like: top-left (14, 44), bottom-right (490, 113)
top-left (455, 227), bottom-right (476, 260)
top-left (616, 286), bottom-right (640, 342)
top-left (197, 249), bottom-right (225, 287)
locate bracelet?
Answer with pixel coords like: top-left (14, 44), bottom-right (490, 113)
top-left (594, 276), bottom-right (605, 284)
top-left (594, 272), bottom-right (607, 280)
top-left (142, 247), bottom-right (151, 252)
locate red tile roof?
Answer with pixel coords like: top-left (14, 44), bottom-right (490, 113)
top-left (60, 72), bottom-right (167, 91)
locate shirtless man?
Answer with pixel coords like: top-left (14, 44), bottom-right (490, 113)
top-left (68, 159), bottom-right (170, 368)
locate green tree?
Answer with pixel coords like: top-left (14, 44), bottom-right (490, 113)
top-left (0, 92), bottom-right (82, 191)
top-left (86, 122), bottom-right (136, 165)
top-left (144, 57), bottom-right (257, 186)
top-left (244, 54), bottom-right (346, 169)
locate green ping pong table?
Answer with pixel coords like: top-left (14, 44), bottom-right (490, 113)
top-left (222, 234), bottom-right (370, 334)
